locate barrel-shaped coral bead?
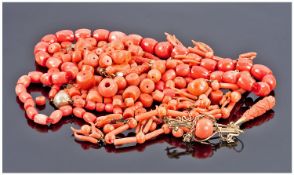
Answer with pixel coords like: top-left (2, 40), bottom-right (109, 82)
top-left (56, 30), bottom-right (74, 42)
top-left (75, 28), bottom-right (91, 39)
top-left (15, 84), bottom-right (26, 96)
top-left (59, 105), bottom-right (73, 116)
top-left (28, 71), bottom-right (43, 83)
top-left (93, 29), bottom-right (110, 41)
top-left (17, 75), bottom-right (31, 88)
top-left (35, 96), bottom-right (46, 106)
top-left (139, 78), bottom-right (155, 94)
top-left (73, 107), bottom-right (86, 118)
top-left (187, 78), bottom-right (209, 96)
top-left (98, 78), bottom-right (118, 97)
top-left (49, 110), bottom-right (63, 124)
top-left (26, 107), bottom-right (38, 120)
top-left (34, 114), bottom-right (49, 125)
top-left (76, 71), bottom-right (95, 90)
top-left (123, 85), bottom-right (141, 101)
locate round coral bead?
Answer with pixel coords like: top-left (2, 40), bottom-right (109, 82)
top-left (154, 42), bottom-right (173, 59)
top-left (76, 71), bottom-right (95, 90)
top-left (187, 78), bottom-right (209, 96)
top-left (75, 28), bottom-right (91, 39)
top-left (55, 30), bottom-right (74, 42)
top-left (98, 78), bottom-right (118, 98)
top-left (140, 38), bottom-right (158, 53)
top-left (195, 118), bottom-right (214, 139)
top-left (93, 29), bottom-right (110, 41)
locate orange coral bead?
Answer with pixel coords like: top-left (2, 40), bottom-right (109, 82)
top-left (98, 78), bottom-right (118, 98)
top-left (195, 118), bottom-right (214, 139)
top-left (76, 71), bottom-right (95, 90)
top-left (187, 78), bottom-right (209, 96)
top-left (139, 78), bottom-right (155, 94)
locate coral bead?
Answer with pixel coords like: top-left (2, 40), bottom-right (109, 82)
top-left (73, 107), bottom-right (86, 118)
top-left (35, 51), bottom-right (50, 67)
top-left (151, 60), bottom-right (166, 74)
top-left (200, 58), bottom-right (217, 71)
top-left (187, 78), bottom-right (209, 96)
top-left (217, 58), bottom-right (235, 71)
top-left (154, 42), bottom-right (173, 59)
top-left (84, 52), bottom-right (99, 67)
top-left (126, 73), bottom-right (140, 86)
top-left (190, 66), bottom-right (210, 79)
top-left (49, 110), bottom-right (63, 124)
top-left (75, 28), bottom-right (91, 39)
top-left (209, 71), bottom-right (224, 82)
top-left (176, 64), bottom-right (190, 77)
top-left (262, 74), bottom-right (276, 90)
top-left (222, 71), bottom-right (240, 84)
top-left (46, 57), bottom-right (62, 69)
top-left (172, 128), bottom-right (184, 138)
top-left (41, 34), bottom-right (57, 44)
top-left (195, 118), bottom-right (214, 139)
top-left (162, 69), bottom-right (176, 82)
top-left (251, 64), bottom-right (272, 80)
top-left (34, 42), bottom-right (49, 54)
top-left (236, 58), bottom-right (253, 71)
top-left (108, 31), bottom-right (127, 42)
top-left (93, 29), bottom-right (110, 41)
top-left (35, 96), bottom-right (46, 106)
top-left (237, 71), bottom-right (256, 91)
top-left (148, 69), bottom-right (162, 83)
top-left (114, 76), bottom-right (127, 90)
top-left (76, 71), bottom-right (95, 90)
top-left (140, 78), bottom-right (155, 94)
top-left (140, 38), bottom-right (158, 53)
top-left (98, 78), bottom-right (118, 97)
top-left (59, 105), bottom-right (73, 116)
top-left (55, 30), bottom-right (74, 42)
top-left (252, 82), bottom-right (271, 96)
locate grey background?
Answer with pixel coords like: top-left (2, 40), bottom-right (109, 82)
top-left (3, 3), bottom-right (292, 172)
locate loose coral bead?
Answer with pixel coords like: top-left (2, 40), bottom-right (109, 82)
top-left (56, 30), bottom-right (74, 42)
top-left (108, 31), bottom-right (127, 42)
top-left (166, 59), bottom-right (178, 69)
top-left (75, 28), bottom-right (91, 39)
top-left (61, 62), bottom-right (79, 79)
top-left (187, 78), bottom-right (209, 96)
top-left (140, 38), bottom-right (158, 53)
top-left (139, 78), bottom-right (155, 94)
top-left (165, 80), bottom-right (175, 88)
top-left (155, 80), bottom-right (165, 91)
top-left (195, 118), bottom-right (214, 139)
top-left (76, 71), bottom-right (95, 90)
top-left (72, 50), bottom-right (82, 62)
top-left (209, 90), bottom-right (223, 104)
top-left (35, 96), bottom-right (46, 106)
top-left (111, 50), bottom-right (131, 64)
top-left (222, 71), bottom-right (240, 84)
top-left (262, 74), bottom-right (276, 90)
top-left (154, 42), bottom-right (173, 59)
top-left (86, 89), bottom-right (102, 103)
top-left (93, 29), bottom-right (110, 41)
top-left (98, 78), bottom-right (118, 98)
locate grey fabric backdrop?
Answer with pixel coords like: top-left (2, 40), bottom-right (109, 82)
top-left (3, 3), bottom-right (292, 172)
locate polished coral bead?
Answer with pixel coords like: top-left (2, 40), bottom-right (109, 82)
top-left (48, 43), bottom-right (61, 53)
top-left (76, 71), bottom-right (95, 90)
top-left (73, 107), bottom-right (86, 118)
top-left (93, 29), bottom-right (110, 41)
top-left (24, 99), bottom-right (35, 110)
top-left (84, 52), bottom-right (99, 67)
top-left (194, 118), bottom-right (214, 139)
top-left (162, 69), bottom-right (176, 82)
top-left (49, 110), bottom-right (63, 124)
top-left (187, 78), bottom-right (209, 96)
top-left (46, 57), bottom-right (62, 69)
top-left (126, 73), bottom-right (140, 86)
top-left (96, 102), bottom-right (105, 112)
top-left (85, 100), bottom-right (96, 111)
top-left (75, 28), bottom-right (91, 39)
top-left (19, 91), bottom-right (32, 103)
top-left (154, 42), bottom-right (173, 59)
top-left (41, 34), bottom-right (57, 44)
top-left (35, 51), bottom-right (50, 67)
top-left (15, 84), bottom-right (26, 96)
top-left (35, 96), bottom-right (46, 106)
top-left (83, 112), bottom-right (96, 123)
top-left (26, 107), bottom-right (38, 120)
top-left (200, 58), bottom-right (217, 71)
top-left (72, 95), bottom-right (86, 108)
top-left (217, 58), bottom-right (235, 71)
top-left (148, 69), bottom-right (162, 83)
top-left (17, 75), bottom-right (31, 88)
top-left (139, 78), bottom-right (155, 94)
top-left (98, 78), bottom-right (118, 97)
top-left (56, 30), bottom-right (74, 42)
top-left (51, 72), bottom-right (69, 86)
top-left (59, 105), bottom-right (73, 116)
top-left (28, 71), bottom-right (43, 83)
top-left (251, 64), bottom-right (272, 80)
top-left (126, 34), bottom-right (143, 45)
top-left (190, 66), bottom-right (210, 79)
top-left (34, 41), bottom-right (49, 54)
top-left (61, 62), bottom-right (79, 79)
top-left (176, 64), bottom-right (190, 77)
top-left (114, 76), bottom-right (127, 90)
top-left (105, 103), bottom-right (114, 113)
top-left (108, 31), bottom-right (127, 42)
top-left (140, 38), bottom-right (158, 53)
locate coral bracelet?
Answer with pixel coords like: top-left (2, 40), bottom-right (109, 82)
top-left (15, 28), bottom-right (276, 146)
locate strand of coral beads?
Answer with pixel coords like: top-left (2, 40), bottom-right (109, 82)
top-left (16, 28), bottom-right (276, 145)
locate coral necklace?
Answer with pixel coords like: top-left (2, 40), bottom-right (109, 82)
top-left (15, 28), bottom-right (276, 146)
